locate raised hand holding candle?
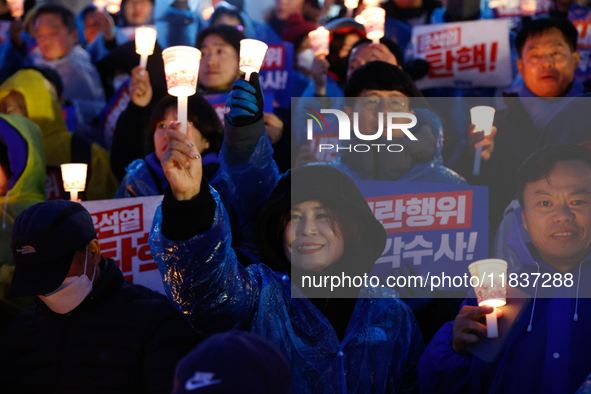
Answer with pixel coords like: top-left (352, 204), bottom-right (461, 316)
top-left (470, 106), bottom-right (495, 176)
top-left (308, 27), bottom-right (330, 56)
top-left (61, 164), bottom-right (88, 202)
top-left (6, 0), bottom-right (24, 18)
top-left (468, 259), bottom-right (508, 338)
top-left (239, 39), bottom-right (268, 82)
top-left (135, 26), bottom-right (157, 72)
top-left (162, 46), bottom-right (201, 135)
top-left (361, 7), bottom-right (385, 44)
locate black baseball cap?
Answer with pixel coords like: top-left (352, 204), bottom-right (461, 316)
top-left (8, 200), bottom-right (97, 298)
top-left (172, 330), bottom-right (292, 394)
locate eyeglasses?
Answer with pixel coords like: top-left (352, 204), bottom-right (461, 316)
top-left (360, 96), bottom-right (409, 111)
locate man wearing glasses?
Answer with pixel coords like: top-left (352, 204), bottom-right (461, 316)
top-left (338, 60), bottom-right (463, 184)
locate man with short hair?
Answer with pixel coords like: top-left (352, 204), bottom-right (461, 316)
top-left (457, 18), bottom-right (589, 234)
top-left (0, 200), bottom-right (197, 393)
top-left (420, 144), bottom-right (591, 393)
top-left (29, 4), bottom-right (105, 104)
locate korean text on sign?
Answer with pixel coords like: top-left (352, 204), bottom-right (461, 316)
top-left (376, 232), bottom-right (479, 269)
top-left (418, 28), bottom-right (498, 78)
top-left (91, 204), bottom-right (156, 282)
top-left (412, 19), bottom-right (511, 89)
top-left (367, 190), bottom-right (473, 234)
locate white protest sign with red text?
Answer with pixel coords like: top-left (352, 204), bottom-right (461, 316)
top-left (81, 196), bottom-right (165, 294)
top-left (412, 19), bottom-right (512, 89)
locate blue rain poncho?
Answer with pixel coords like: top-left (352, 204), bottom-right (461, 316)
top-left (150, 190), bottom-right (424, 393)
top-left (149, 130), bottom-right (424, 392)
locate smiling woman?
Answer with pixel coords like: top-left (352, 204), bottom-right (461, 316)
top-left (150, 155), bottom-right (425, 392)
top-left (282, 200), bottom-right (345, 272)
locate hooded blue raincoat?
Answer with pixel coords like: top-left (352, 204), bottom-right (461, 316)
top-left (149, 121), bottom-right (424, 393)
top-left (419, 204), bottom-right (591, 394)
top-left (150, 191), bottom-right (424, 394)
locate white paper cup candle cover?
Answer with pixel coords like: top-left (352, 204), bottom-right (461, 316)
top-left (239, 39), bottom-right (268, 81)
top-left (61, 164), bottom-right (88, 202)
top-left (106, 0), bottom-right (122, 13)
top-left (308, 27), bottom-right (330, 56)
top-left (468, 259), bottom-right (508, 338)
top-left (162, 46), bottom-right (201, 135)
top-left (361, 7), bottom-right (385, 44)
top-left (7, 0), bottom-right (24, 17)
top-left (136, 26), bottom-right (157, 69)
top-left (470, 106), bottom-right (495, 176)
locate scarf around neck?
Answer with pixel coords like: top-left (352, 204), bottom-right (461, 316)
top-left (518, 76), bottom-right (585, 131)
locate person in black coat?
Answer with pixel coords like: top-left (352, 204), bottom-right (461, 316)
top-left (454, 18), bottom-right (588, 236)
top-left (0, 200), bottom-right (198, 394)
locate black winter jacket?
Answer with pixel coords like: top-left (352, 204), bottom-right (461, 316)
top-left (0, 258), bottom-right (198, 394)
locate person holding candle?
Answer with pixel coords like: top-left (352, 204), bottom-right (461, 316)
top-left (149, 124), bottom-right (425, 392)
top-left (454, 18), bottom-right (590, 236)
top-left (196, 25), bottom-right (291, 172)
top-left (293, 35), bottom-right (406, 153)
top-left (420, 144), bottom-right (591, 394)
top-left (307, 18), bottom-right (365, 97)
top-left (116, 94), bottom-right (224, 198)
top-left (0, 68), bottom-right (119, 200)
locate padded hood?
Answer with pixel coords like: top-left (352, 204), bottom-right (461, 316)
top-left (257, 165), bottom-right (386, 276)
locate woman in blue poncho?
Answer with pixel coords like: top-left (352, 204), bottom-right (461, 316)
top-left (149, 74), bottom-right (424, 392)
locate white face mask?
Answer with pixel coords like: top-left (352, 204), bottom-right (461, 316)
top-left (296, 48), bottom-right (315, 72)
top-left (39, 246), bottom-right (96, 314)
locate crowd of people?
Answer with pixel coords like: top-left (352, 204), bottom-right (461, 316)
top-left (1, 0), bottom-right (591, 392)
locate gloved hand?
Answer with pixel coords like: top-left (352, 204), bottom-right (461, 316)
top-left (225, 72), bottom-right (264, 127)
